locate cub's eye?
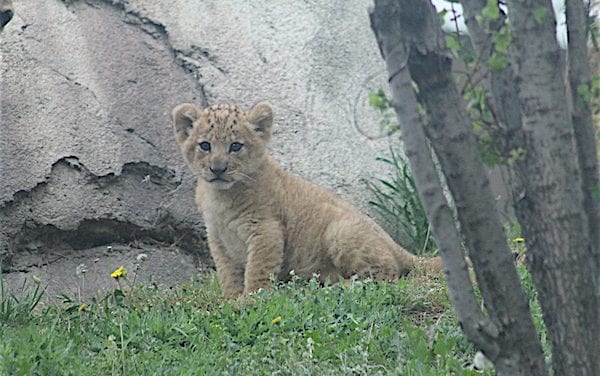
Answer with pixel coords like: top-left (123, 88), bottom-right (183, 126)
top-left (198, 141), bottom-right (211, 152)
top-left (229, 142), bottom-right (243, 153)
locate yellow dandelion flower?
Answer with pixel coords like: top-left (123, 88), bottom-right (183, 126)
top-left (271, 316), bottom-right (282, 325)
top-left (111, 265), bottom-right (127, 279)
top-left (513, 237), bottom-right (525, 243)
top-left (78, 303), bottom-right (88, 312)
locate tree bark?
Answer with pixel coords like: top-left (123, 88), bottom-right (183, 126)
top-left (459, 0), bottom-right (524, 158)
top-left (461, 0), bottom-right (600, 373)
top-left (368, 7), bottom-right (500, 359)
top-left (505, 0), bottom-right (600, 374)
top-left (369, 1), bottom-right (548, 374)
top-left (565, 0), bottom-right (600, 275)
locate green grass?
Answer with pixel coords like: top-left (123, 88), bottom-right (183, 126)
top-left (367, 147), bottom-right (437, 257)
top-left (0, 272), bottom-right (488, 375)
top-left (1, 271), bottom-right (45, 325)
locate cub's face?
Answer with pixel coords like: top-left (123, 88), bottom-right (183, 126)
top-left (172, 102), bottom-right (274, 190)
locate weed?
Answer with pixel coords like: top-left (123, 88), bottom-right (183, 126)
top-left (0, 271), bottom-right (45, 325)
top-left (367, 147), bottom-right (437, 256)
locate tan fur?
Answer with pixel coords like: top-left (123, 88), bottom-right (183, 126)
top-left (0, 0), bottom-right (13, 32)
top-left (173, 102), bottom-right (442, 297)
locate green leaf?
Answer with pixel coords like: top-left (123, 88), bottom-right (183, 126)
top-left (445, 35), bottom-right (461, 56)
top-left (508, 147), bottom-right (526, 165)
top-left (368, 90), bottom-right (390, 111)
top-left (493, 25), bottom-right (512, 53)
top-left (592, 184), bottom-right (600, 201)
top-left (578, 83), bottom-right (593, 103)
top-left (489, 53), bottom-right (508, 70)
top-left (481, 0), bottom-right (500, 21)
top-left (532, 7), bottom-right (548, 24)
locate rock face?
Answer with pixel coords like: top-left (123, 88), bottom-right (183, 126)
top-left (0, 0), bottom-right (391, 299)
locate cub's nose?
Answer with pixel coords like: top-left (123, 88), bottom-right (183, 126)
top-left (210, 165), bottom-right (228, 176)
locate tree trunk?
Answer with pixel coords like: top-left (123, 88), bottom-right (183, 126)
top-left (505, 0), bottom-right (600, 374)
top-left (565, 0), bottom-right (600, 275)
top-left (369, 1), bottom-right (548, 374)
top-left (460, 0), bottom-right (600, 372)
top-left (368, 8), bottom-right (500, 359)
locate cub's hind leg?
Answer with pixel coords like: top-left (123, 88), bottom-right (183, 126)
top-left (323, 219), bottom-right (402, 281)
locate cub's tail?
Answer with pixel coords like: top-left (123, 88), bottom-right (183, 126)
top-left (414, 255), bottom-right (444, 274)
top-left (393, 243), bottom-right (444, 275)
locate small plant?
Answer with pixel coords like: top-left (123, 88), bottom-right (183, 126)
top-left (0, 271), bottom-right (45, 325)
top-left (367, 147), bottom-right (437, 256)
top-left (368, 89), bottom-right (399, 134)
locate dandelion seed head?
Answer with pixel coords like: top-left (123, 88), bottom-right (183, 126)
top-left (76, 263), bottom-right (88, 276)
top-left (473, 351), bottom-right (494, 370)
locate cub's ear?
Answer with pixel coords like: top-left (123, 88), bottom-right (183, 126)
top-left (247, 102), bottom-right (273, 142)
top-left (172, 103), bottom-right (201, 145)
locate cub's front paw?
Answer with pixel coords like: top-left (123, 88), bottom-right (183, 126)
top-left (221, 290), bottom-right (242, 299)
top-left (219, 283), bottom-right (244, 299)
top-left (243, 281), bottom-right (270, 296)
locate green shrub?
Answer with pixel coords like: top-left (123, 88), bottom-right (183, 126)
top-left (367, 147), bottom-right (437, 256)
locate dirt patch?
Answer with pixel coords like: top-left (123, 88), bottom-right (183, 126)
top-left (3, 243), bottom-right (214, 306)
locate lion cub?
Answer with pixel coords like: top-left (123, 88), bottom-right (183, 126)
top-left (173, 102), bottom-right (442, 297)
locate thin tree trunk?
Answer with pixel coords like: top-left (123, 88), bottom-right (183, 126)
top-left (565, 0), bottom-right (600, 275)
top-left (506, 0), bottom-right (600, 374)
top-left (369, 1), bottom-right (547, 374)
top-left (459, 0), bottom-right (524, 158)
top-left (368, 9), bottom-right (500, 358)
